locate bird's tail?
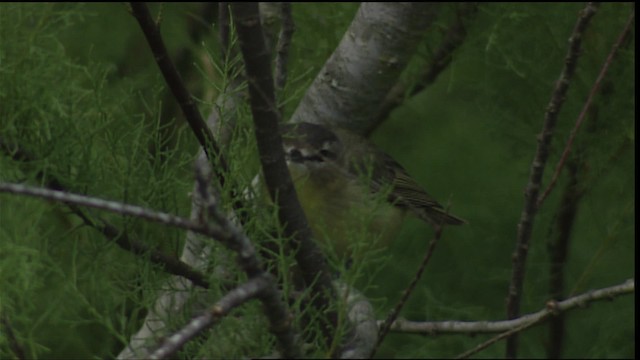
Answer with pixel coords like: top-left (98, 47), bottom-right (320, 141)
top-left (422, 206), bottom-right (468, 226)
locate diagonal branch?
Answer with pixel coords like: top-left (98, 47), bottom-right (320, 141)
top-left (290, 3), bottom-right (440, 135)
top-left (369, 3), bottom-right (479, 134)
top-left (505, 3), bottom-right (598, 358)
top-left (0, 140), bottom-right (211, 288)
top-left (147, 275), bottom-right (271, 359)
top-left (387, 279), bottom-right (634, 337)
top-left (377, 279), bottom-right (634, 358)
top-left (129, 3), bottom-right (229, 185)
top-left (373, 226), bottom-right (444, 356)
top-left (537, 7), bottom-right (636, 208)
top-left (122, 3), bottom-right (286, 357)
top-left (231, 3), bottom-right (338, 348)
top-left (274, 2), bottom-right (294, 95)
top-left (0, 182), bottom-right (225, 240)
top-left (0, 178), bottom-right (301, 357)
top-left (546, 157), bottom-right (583, 358)
top-left (456, 278), bottom-right (634, 359)
top-left (192, 161), bottom-right (301, 357)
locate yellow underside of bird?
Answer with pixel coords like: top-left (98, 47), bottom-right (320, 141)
top-left (287, 160), bottom-right (405, 261)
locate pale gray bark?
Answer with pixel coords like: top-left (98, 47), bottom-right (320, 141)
top-left (290, 3), bottom-right (439, 135)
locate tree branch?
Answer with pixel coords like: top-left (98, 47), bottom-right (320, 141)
top-left (0, 182), bottom-right (228, 239)
top-left (373, 226), bottom-right (444, 356)
top-left (0, 139), bottom-right (211, 289)
top-left (147, 275), bottom-right (271, 359)
top-left (153, 3), bottom-right (218, 159)
top-left (333, 281), bottom-right (378, 359)
top-left (34, 154), bottom-right (299, 358)
top-left (537, 7), bottom-right (635, 208)
top-left (231, 2), bottom-right (338, 349)
top-left (390, 277), bottom-right (633, 333)
top-left (0, 179), bottom-right (301, 357)
top-left (457, 278), bottom-right (634, 359)
top-left (290, 3), bottom-right (440, 135)
top-left (378, 279), bottom-right (633, 357)
top-left (129, 3), bottom-right (228, 185)
top-left (274, 2), bottom-right (294, 96)
top-left (369, 3), bottom-right (479, 135)
top-left (546, 158), bottom-right (583, 358)
top-left (121, 4), bottom-right (250, 355)
top-left (193, 154), bottom-right (300, 358)
top-left (505, 3), bottom-right (598, 357)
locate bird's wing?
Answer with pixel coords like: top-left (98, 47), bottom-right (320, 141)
top-left (374, 152), bottom-right (442, 207)
top-left (351, 150), bottom-right (466, 225)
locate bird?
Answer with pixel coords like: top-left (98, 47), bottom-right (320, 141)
top-left (279, 121), bottom-right (466, 259)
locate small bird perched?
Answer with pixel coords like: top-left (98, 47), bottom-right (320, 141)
top-left (280, 122), bottom-right (466, 258)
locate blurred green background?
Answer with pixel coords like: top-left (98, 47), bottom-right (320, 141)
top-left (0, 3), bottom-right (634, 358)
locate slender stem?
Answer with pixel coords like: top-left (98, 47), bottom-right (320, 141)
top-left (231, 2), bottom-right (338, 350)
top-left (369, 3), bottom-right (478, 135)
top-left (373, 226), bottom-right (443, 356)
top-left (456, 278), bottom-right (634, 359)
top-left (505, 3), bottom-right (598, 357)
top-left (537, 7), bottom-right (635, 208)
top-left (546, 158), bottom-right (583, 358)
top-left (129, 3), bottom-right (229, 186)
top-left (0, 182), bottom-right (221, 239)
top-left (148, 275), bottom-right (271, 359)
top-left (275, 2), bottom-right (294, 95)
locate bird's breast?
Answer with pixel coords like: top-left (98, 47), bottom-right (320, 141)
top-left (291, 167), bottom-right (405, 259)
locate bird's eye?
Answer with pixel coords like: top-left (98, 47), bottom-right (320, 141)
top-left (289, 149), bottom-right (304, 162)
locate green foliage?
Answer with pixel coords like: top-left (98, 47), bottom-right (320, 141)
top-left (0, 4), bottom-right (196, 358)
top-left (372, 3), bottom-right (634, 358)
top-left (0, 2), bottom-right (634, 359)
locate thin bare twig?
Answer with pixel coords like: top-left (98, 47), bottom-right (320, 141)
top-left (537, 7), bottom-right (636, 208)
top-left (154, 3), bottom-right (218, 159)
top-left (372, 226), bottom-right (444, 356)
top-left (0, 139), bottom-right (213, 289)
top-left (369, 3), bottom-right (479, 135)
top-left (505, 3), bottom-right (598, 357)
top-left (0, 175), bottom-right (299, 358)
top-left (0, 182), bottom-right (226, 240)
top-left (124, 3), bottom-right (297, 356)
top-left (194, 159), bottom-right (301, 357)
top-left (459, 319), bottom-right (542, 359)
top-left (371, 279), bottom-right (634, 357)
top-left (546, 158), bottom-right (583, 358)
top-left (455, 278), bottom-right (634, 359)
top-left (275, 2), bottom-right (294, 96)
top-left (231, 2), bottom-right (338, 349)
top-left (119, 158), bottom-right (304, 358)
top-left (129, 3), bottom-right (228, 185)
top-left (147, 275), bottom-right (271, 359)
top-left (385, 278), bottom-right (634, 336)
